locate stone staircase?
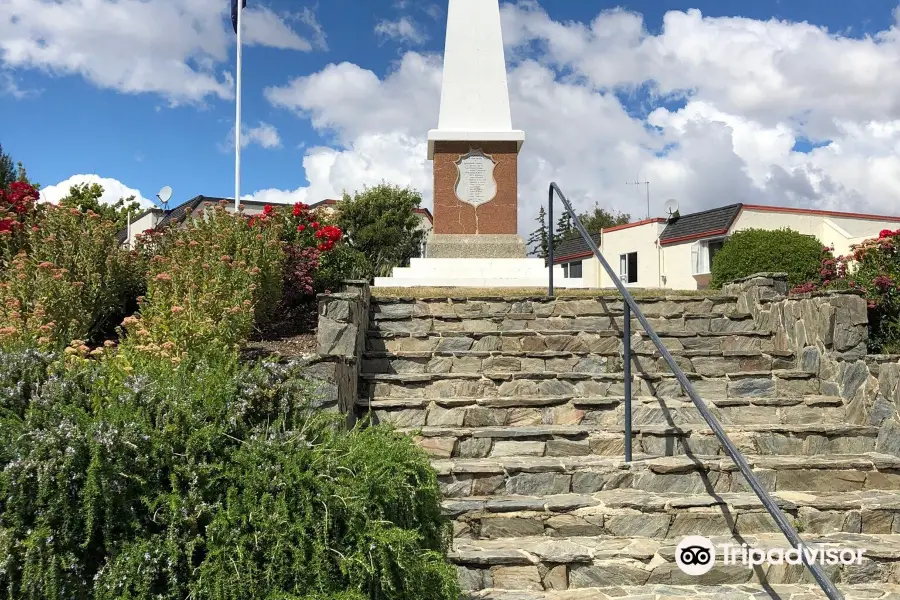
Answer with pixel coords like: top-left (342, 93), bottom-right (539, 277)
top-left (358, 291), bottom-right (900, 599)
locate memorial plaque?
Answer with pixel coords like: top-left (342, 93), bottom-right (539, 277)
top-left (454, 149), bottom-right (497, 207)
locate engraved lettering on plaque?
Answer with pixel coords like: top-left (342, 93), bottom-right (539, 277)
top-left (454, 149), bottom-right (497, 207)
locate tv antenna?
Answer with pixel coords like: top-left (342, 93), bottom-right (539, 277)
top-left (627, 178), bottom-right (650, 219)
top-left (663, 198), bottom-right (680, 221)
top-left (156, 185), bottom-right (172, 211)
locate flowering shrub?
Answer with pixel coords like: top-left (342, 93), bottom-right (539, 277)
top-left (0, 349), bottom-right (458, 600)
top-left (790, 228), bottom-right (900, 352)
top-left (119, 201), bottom-right (284, 360)
top-left (0, 204), bottom-right (144, 349)
top-left (250, 202), bottom-right (344, 302)
top-left (0, 181), bottom-right (41, 260)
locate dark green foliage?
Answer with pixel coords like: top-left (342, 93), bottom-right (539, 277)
top-left (0, 144), bottom-right (35, 191)
top-left (58, 183), bottom-right (142, 231)
top-left (316, 244), bottom-right (371, 292)
top-left (526, 206), bottom-right (548, 258)
top-left (710, 228), bottom-right (831, 289)
top-left (528, 203), bottom-right (630, 258)
top-left (337, 184), bottom-right (426, 279)
top-left (0, 351), bottom-right (458, 600)
top-left (577, 203), bottom-right (630, 237)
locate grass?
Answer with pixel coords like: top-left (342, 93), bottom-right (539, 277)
top-left (371, 286), bottom-right (719, 299)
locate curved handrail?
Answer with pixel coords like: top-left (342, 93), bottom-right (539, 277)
top-left (547, 182), bottom-right (843, 600)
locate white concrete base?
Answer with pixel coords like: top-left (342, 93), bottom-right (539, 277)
top-left (374, 258), bottom-right (587, 288)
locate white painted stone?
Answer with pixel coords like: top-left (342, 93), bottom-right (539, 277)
top-left (373, 258), bottom-right (585, 288)
top-left (427, 0), bottom-right (524, 158)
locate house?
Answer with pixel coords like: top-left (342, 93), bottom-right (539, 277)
top-left (553, 203), bottom-right (900, 290)
top-left (118, 196), bottom-right (434, 249)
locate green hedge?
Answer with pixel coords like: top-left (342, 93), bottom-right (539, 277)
top-left (0, 350), bottom-right (458, 600)
top-left (710, 228), bottom-right (830, 289)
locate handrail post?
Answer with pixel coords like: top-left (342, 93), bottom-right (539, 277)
top-left (548, 185), bottom-right (554, 297)
top-left (623, 300), bottom-right (632, 462)
top-left (544, 182), bottom-right (843, 600)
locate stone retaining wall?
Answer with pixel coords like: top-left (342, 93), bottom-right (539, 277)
top-left (725, 272), bottom-right (900, 456)
top-left (298, 280), bottom-right (371, 427)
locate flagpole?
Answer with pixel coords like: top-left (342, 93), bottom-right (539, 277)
top-left (234, 0), bottom-right (243, 211)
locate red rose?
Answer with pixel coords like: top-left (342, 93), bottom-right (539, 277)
top-left (311, 221), bottom-right (320, 229)
top-left (296, 224), bottom-right (305, 232)
top-left (263, 204), bottom-right (274, 215)
top-left (879, 229), bottom-right (894, 239)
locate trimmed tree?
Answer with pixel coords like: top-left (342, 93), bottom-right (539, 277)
top-left (337, 183), bottom-right (426, 279)
top-left (59, 182), bottom-right (142, 230)
top-left (710, 228), bottom-right (832, 289)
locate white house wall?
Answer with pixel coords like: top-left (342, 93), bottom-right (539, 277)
top-left (598, 222), bottom-right (665, 289)
top-left (732, 209), bottom-right (900, 259)
top-left (660, 242), bottom-right (703, 290)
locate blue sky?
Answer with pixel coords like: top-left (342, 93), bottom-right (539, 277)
top-left (3, 0), bottom-right (900, 227)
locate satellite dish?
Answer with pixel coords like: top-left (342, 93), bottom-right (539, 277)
top-left (663, 199), bottom-right (680, 219)
top-left (156, 186), bottom-right (172, 210)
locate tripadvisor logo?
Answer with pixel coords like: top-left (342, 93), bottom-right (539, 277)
top-left (675, 536), bottom-right (865, 576)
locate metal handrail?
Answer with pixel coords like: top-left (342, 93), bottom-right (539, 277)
top-left (546, 182), bottom-right (843, 600)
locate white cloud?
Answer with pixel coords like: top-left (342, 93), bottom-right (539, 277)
top-left (0, 0), bottom-right (322, 104)
top-left (252, 4), bottom-right (900, 235)
top-left (0, 71), bottom-right (38, 99)
top-left (38, 175), bottom-right (152, 208)
top-left (375, 16), bottom-right (429, 45)
top-left (221, 121), bottom-right (283, 151)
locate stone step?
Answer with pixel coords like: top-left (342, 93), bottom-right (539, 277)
top-left (370, 314), bottom-right (758, 336)
top-left (464, 584), bottom-right (900, 600)
top-left (403, 423), bottom-right (877, 459)
top-left (372, 296), bottom-right (739, 322)
top-left (358, 395), bottom-right (847, 430)
top-left (361, 350), bottom-right (796, 376)
top-left (451, 533), bottom-right (900, 592)
top-left (444, 489), bottom-right (900, 541)
top-left (361, 370), bottom-right (821, 400)
top-left (367, 330), bottom-right (775, 355)
top-left (433, 454), bottom-right (900, 498)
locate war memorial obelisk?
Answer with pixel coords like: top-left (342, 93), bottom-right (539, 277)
top-left (375, 0), bottom-right (558, 287)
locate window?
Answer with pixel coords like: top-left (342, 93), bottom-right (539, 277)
top-left (691, 238), bottom-right (727, 275)
top-left (619, 252), bottom-right (638, 284)
top-left (562, 260), bottom-right (583, 279)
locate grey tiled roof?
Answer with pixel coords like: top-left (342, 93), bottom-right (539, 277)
top-left (659, 204), bottom-right (742, 244)
top-left (551, 232), bottom-right (602, 264)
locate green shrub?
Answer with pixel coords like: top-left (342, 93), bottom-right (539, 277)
top-left (337, 184), bottom-right (426, 279)
top-left (0, 349), bottom-right (458, 600)
top-left (0, 205), bottom-right (144, 350)
top-left (120, 201), bottom-right (284, 360)
top-left (710, 228), bottom-right (831, 289)
top-left (315, 244), bottom-right (370, 292)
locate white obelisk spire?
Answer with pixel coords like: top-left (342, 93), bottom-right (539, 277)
top-left (427, 0), bottom-right (524, 159)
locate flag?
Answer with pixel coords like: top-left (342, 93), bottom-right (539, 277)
top-left (231, 0), bottom-right (246, 34)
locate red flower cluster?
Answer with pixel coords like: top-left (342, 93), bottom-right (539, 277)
top-left (0, 182), bottom-right (39, 233)
top-left (878, 229), bottom-right (900, 239)
top-left (315, 224), bottom-right (342, 251)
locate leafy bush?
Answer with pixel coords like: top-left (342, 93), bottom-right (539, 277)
top-left (0, 349), bottom-right (458, 600)
top-left (120, 201), bottom-right (284, 360)
top-left (710, 228), bottom-right (832, 289)
top-left (337, 184), bottom-right (425, 278)
top-left (251, 201), bottom-right (345, 302)
top-left (316, 243), bottom-right (370, 293)
top-left (0, 203), bottom-right (144, 349)
top-left (791, 227), bottom-right (900, 353)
